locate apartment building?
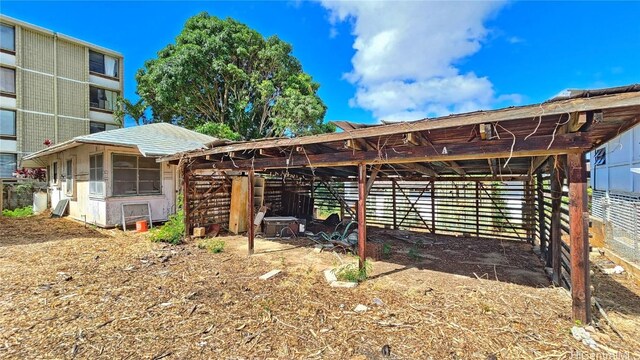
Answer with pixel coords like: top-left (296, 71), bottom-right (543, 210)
top-left (0, 15), bottom-right (123, 179)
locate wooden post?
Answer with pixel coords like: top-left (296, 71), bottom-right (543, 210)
top-left (430, 180), bottom-right (436, 234)
top-left (392, 179), bottom-right (397, 229)
top-left (537, 172), bottom-right (548, 262)
top-left (182, 165), bottom-right (190, 239)
top-left (550, 159), bottom-right (563, 285)
top-left (357, 163), bottom-right (367, 269)
top-left (248, 170), bottom-right (255, 255)
top-left (567, 152), bottom-right (591, 324)
top-left (475, 181), bottom-right (480, 239)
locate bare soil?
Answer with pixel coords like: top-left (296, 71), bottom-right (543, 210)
top-left (1, 215), bottom-right (639, 359)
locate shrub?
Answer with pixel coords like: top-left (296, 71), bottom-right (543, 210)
top-left (335, 261), bottom-right (372, 283)
top-left (2, 206), bottom-right (33, 217)
top-left (382, 243), bottom-right (392, 258)
top-left (197, 238), bottom-right (226, 253)
top-left (149, 208), bottom-right (184, 245)
top-left (408, 247), bottom-right (420, 261)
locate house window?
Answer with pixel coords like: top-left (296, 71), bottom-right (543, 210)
top-left (0, 153), bottom-right (16, 178)
top-left (89, 50), bottom-right (119, 78)
top-left (65, 159), bottom-right (74, 196)
top-left (594, 148), bottom-right (606, 166)
top-left (0, 67), bottom-right (16, 95)
top-left (51, 161), bottom-right (58, 185)
top-left (90, 153), bottom-right (104, 196)
top-left (0, 24), bottom-right (15, 53)
top-left (89, 86), bottom-right (118, 112)
top-left (112, 154), bottom-right (161, 196)
top-left (0, 109), bottom-right (16, 137)
top-left (90, 121), bottom-right (106, 134)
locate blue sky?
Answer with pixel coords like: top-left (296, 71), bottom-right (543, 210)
top-left (2, 1), bottom-right (639, 127)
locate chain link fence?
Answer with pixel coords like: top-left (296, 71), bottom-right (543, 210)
top-left (592, 190), bottom-right (640, 265)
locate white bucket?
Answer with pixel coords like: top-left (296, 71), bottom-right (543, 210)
top-left (33, 191), bottom-right (48, 214)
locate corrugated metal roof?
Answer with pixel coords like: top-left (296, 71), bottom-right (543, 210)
top-left (24, 123), bottom-right (219, 160)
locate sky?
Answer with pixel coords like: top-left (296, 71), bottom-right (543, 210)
top-left (1, 1), bottom-right (639, 127)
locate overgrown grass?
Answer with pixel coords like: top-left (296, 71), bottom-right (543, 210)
top-left (335, 261), bottom-right (372, 282)
top-left (408, 247), bottom-right (420, 261)
top-left (2, 206), bottom-right (33, 217)
top-left (149, 208), bottom-right (184, 245)
top-left (197, 238), bottom-right (225, 253)
top-left (382, 243), bottom-right (392, 258)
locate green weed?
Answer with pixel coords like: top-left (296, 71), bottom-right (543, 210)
top-left (335, 261), bottom-right (372, 283)
top-left (2, 206), bottom-right (33, 217)
top-left (197, 238), bottom-right (226, 253)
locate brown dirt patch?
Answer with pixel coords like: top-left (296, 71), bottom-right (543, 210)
top-left (0, 215), bottom-right (639, 359)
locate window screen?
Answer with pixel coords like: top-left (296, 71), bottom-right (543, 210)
top-left (90, 154), bottom-right (104, 195)
top-left (0, 24), bottom-right (14, 52)
top-left (0, 109), bottom-right (15, 136)
top-left (112, 154), bottom-right (161, 196)
top-left (0, 67), bottom-right (15, 94)
top-left (0, 153), bottom-right (16, 178)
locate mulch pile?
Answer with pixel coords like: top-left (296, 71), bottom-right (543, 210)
top-left (0, 215), bottom-right (638, 359)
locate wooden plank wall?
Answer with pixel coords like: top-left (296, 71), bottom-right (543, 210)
top-left (314, 179), bottom-right (533, 242)
top-left (535, 173), bottom-right (572, 289)
top-left (186, 171), bottom-right (312, 232)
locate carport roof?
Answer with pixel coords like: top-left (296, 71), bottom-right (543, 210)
top-left (160, 84), bottom-right (640, 179)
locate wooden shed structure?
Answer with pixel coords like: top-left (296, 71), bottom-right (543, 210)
top-left (161, 84), bottom-right (640, 323)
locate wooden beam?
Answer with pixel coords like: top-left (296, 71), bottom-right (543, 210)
top-left (357, 163), bottom-right (367, 269)
top-left (365, 164), bottom-right (382, 197)
top-left (550, 156), bottom-right (564, 285)
top-left (203, 133), bottom-right (592, 171)
top-left (247, 169), bottom-right (255, 256)
top-left (182, 165), bottom-right (190, 239)
top-left (161, 93), bottom-right (640, 162)
top-left (344, 139), bottom-right (363, 151)
top-left (567, 152), bottom-right (591, 324)
top-left (430, 180), bottom-right (436, 234)
top-left (405, 132), bottom-right (465, 175)
top-left (399, 162), bottom-right (438, 176)
top-left (392, 180), bottom-right (397, 229)
top-left (537, 172), bottom-right (548, 265)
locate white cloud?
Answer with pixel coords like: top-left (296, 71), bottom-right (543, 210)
top-left (319, 0), bottom-right (521, 121)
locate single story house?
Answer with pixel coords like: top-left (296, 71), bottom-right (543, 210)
top-left (22, 123), bottom-right (218, 228)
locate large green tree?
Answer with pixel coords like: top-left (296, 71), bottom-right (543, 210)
top-left (136, 13), bottom-right (333, 140)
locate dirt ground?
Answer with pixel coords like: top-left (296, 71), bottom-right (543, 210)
top-left (1, 215), bottom-right (639, 359)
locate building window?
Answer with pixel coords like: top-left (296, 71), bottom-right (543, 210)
top-left (0, 67), bottom-right (16, 95)
top-left (89, 50), bottom-right (119, 78)
top-left (0, 24), bottom-right (15, 53)
top-left (89, 86), bottom-right (118, 112)
top-left (65, 158), bottom-right (74, 196)
top-left (0, 153), bottom-right (16, 178)
top-left (90, 121), bottom-right (106, 134)
top-left (90, 153), bottom-right (104, 196)
top-left (0, 109), bottom-right (16, 137)
top-left (112, 154), bottom-right (161, 196)
top-left (594, 148), bottom-right (606, 166)
top-left (51, 161), bottom-right (59, 185)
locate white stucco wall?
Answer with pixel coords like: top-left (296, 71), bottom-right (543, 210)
top-left (42, 143), bottom-right (177, 227)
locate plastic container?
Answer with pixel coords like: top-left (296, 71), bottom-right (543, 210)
top-left (136, 220), bottom-right (148, 232)
top-left (33, 191), bottom-right (48, 214)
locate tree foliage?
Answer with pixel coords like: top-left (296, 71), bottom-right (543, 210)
top-left (114, 97), bottom-right (149, 126)
top-left (136, 13), bottom-right (333, 139)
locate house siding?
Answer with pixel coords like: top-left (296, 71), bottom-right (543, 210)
top-left (41, 144), bottom-right (177, 228)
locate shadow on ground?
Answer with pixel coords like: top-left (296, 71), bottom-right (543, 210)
top-left (0, 215), bottom-right (109, 247)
